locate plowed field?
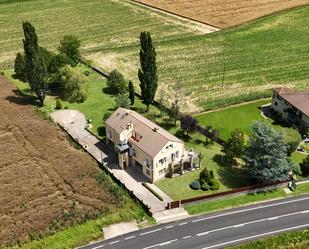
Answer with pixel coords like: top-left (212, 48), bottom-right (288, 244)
top-left (133, 0), bottom-right (309, 27)
top-left (0, 76), bottom-right (115, 246)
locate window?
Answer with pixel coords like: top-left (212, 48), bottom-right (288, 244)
top-left (146, 169), bottom-right (150, 176)
top-left (176, 151), bottom-right (179, 158)
top-left (108, 130), bottom-right (112, 139)
top-left (159, 169), bottom-right (164, 175)
top-left (145, 158), bottom-right (151, 167)
top-left (133, 148), bottom-right (137, 157)
top-left (274, 101), bottom-right (278, 106)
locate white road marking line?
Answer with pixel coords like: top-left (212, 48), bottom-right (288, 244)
top-left (140, 228), bottom-right (162, 236)
top-left (143, 239), bottom-right (178, 249)
top-left (233, 224), bottom-right (245, 228)
top-left (124, 236), bottom-right (135, 240)
top-left (201, 223), bottom-right (309, 249)
top-left (183, 235), bottom-right (191, 239)
top-left (165, 225), bottom-right (174, 229)
top-left (109, 240), bottom-right (119, 245)
top-left (268, 217), bottom-right (279, 221)
top-left (192, 196), bottom-right (309, 223)
top-left (196, 210), bottom-right (309, 237)
top-left (179, 222), bottom-right (187, 226)
top-left (302, 210), bottom-right (309, 214)
top-left (160, 239), bottom-right (178, 246)
top-left (91, 245), bottom-right (104, 249)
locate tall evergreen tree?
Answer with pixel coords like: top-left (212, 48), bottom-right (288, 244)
top-left (23, 21), bottom-right (47, 106)
top-left (138, 31), bottom-right (158, 111)
top-left (245, 122), bottom-right (294, 184)
top-left (128, 81), bottom-right (135, 105)
top-left (14, 52), bottom-right (27, 81)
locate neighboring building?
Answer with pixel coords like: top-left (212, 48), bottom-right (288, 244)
top-left (105, 107), bottom-right (194, 183)
top-left (271, 87), bottom-right (309, 129)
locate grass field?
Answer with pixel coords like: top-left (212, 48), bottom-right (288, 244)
top-left (0, 0), bottom-right (205, 68)
top-left (89, 6), bottom-right (309, 112)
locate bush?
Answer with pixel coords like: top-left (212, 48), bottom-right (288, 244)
top-left (14, 52), bottom-right (27, 81)
top-left (48, 53), bottom-right (74, 74)
top-left (201, 182), bottom-right (210, 191)
top-left (190, 181), bottom-right (200, 190)
top-left (115, 95), bottom-right (131, 109)
top-left (293, 163), bottom-right (302, 176)
top-left (209, 170), bottom-right (215, 179)
top-left (287, 141), bottom-right (300, 156)
top-left (55, 99), bottom-right (62, 109)
top-left (208, 179), bottom-right (220, 190)
top-left (107, 70), bottom-right (127, 94)
top-left (199, 167), bottom-right (210, 183)
top-left (58, 35), bottom-right (81, 66)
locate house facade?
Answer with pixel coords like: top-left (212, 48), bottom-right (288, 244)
top-left (271, 87), bottom-right (309, 129)
top-left (105, 107), bottom-right (189, 183)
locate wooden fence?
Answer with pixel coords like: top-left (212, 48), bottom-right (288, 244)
top-left (166, 180), bottom-right (289, 209)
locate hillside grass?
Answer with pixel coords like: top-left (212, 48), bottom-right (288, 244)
top-left (87, 6), bottom-right (309, 112)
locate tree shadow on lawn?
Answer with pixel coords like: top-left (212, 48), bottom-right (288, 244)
top-left (213, 154), bottom-right (253, 189)
top-left (102, 87), bottom-right (116, 96)
top-left (6, 89), bottom-right (40, 106)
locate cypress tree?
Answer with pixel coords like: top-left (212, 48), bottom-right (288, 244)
top-left (23, 21), bottom-right (47, 106)
top-left (14, 52), bottom-right (27, 81)
top-left (138, 32), bottom-right (158, 111)
top-left (128, 81), bottom-right (135, 105)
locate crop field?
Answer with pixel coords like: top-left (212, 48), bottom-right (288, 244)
top-left (134, 0), bottom-right (309, 28)
top-left (88, 6), bottom-right (309, 112)
top-left (0, 0), bottom-right (208, 68)
top-left (0, 76), bottom-right (130, 247)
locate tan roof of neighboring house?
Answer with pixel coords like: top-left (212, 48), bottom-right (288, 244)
top-left (273, 87), bottom-right (309, 117)
top-left (105, 107), bottom-right (183, 157)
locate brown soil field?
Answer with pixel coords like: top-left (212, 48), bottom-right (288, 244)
top-left (0, 76), bottom-right (116, 246)
top-left (133, 0), bottom-right (309, 28)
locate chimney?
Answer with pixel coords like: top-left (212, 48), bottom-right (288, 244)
top-left (127, 121), bottom-right (133, 130)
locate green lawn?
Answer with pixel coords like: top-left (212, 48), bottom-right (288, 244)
top-left (291, 152), bottom-right (307, 166)
top-left (185, 183), bottom-right (309, 215)
top-left (195, 100), bottom-right (270, 140)
top-left (195, 99), bottom-right (301, 144)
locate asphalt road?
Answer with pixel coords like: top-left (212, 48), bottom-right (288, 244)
top-left (79, 195), bottom-right (309, 249)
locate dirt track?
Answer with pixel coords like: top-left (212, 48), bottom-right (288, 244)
top-left (133, 0), bottom-right (309, 28)
top-left (0, 76), bottom-right (115, 246)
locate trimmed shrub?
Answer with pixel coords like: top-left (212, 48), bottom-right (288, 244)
top-left (201, 182), bottom-right (210, 191)
top-left (55, 99), bottom-right (62, 109)
top-left (199, 167), bottom-right (210, 183)
top-left (287, 141), bottom-right (300, 156)
top-left (208, 179), bottom-right (220, 190)
top-left (190, 181), bottom-right (200, 190)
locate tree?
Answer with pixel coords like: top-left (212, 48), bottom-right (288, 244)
top-left (157, 87), bottom-right (166, 117)
top-left (14, 52), bottom-right (27, 81)
top-left (128, 81), bottom-right (135, 105)
top-left (59, 65), bottom-right (88, 103)
top-left (138, 31), bottom-right (158, 111)
top-left (171, 81), bottom-right (184, 126)
top-left (107, 70), bottom-right (127, 94)
top-left (115, 95), bottom-right (131, 109)
top-left (223, 129), bottom-right (245, 162)
top-left (244, 122), bottom-right (294, 184)
top-left (181, 115), bottom-right (197, 136)
top-left (23, 21), bottom-right (47, 106)
top-left (58, 35), bottom-right (81, 66)
top-left (300, 155), bottom-right (309, 176)
top-left (48, 53), bottom-right (74, 74)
